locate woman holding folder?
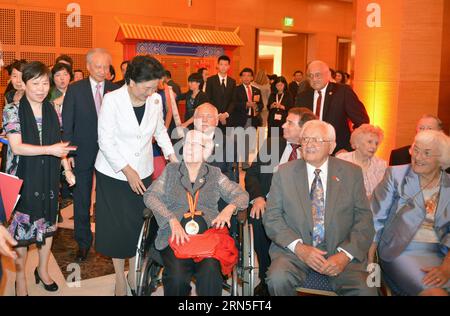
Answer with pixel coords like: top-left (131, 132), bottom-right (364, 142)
top-left (3, 61), bottom-right (75, 296)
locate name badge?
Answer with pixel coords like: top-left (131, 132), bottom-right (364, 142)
top-left (274, 113), bottom-right (282, 121)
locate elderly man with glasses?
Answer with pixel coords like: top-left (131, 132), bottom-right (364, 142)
top-left (263, 120), bottom-right (377, 296)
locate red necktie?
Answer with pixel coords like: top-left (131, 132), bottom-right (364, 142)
top-left (246, 85), bottom-right (252, 102)
top-left (315, 90), bottom-right (322, 118)
top-left (288, 144), bottom-right (301, 161)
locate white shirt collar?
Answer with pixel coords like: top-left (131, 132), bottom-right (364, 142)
top-left (316, 82), bottom-right (329, 95)
top-left (306, 158), bottom-right (329, 176)
top-left (218, 74), bottom-right (227, 81)
top-left (89, 76), bottom-right (104, 89)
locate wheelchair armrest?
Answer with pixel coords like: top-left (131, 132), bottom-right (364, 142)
top-left (143, 208), bottom-right (153, 219)
top-left (236, 208), bottom-right (248, 224)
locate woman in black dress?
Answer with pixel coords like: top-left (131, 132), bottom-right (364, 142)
top-left (267, 76), bottom-right (294, 138)
top-left (177, 72), bottom-right (209, 130)
top-left (94, 55), bottom-right (177, 296)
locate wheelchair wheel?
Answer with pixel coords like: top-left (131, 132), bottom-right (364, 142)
top-left (135, 209), bottom-right (163, 296)
top-left (240, 222), bottom-right (255, 296)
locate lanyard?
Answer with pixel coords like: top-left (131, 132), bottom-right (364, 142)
top-left (184, 190), bottom-right (203, 219)
top-left (276, 93), bottom-right (284, 104)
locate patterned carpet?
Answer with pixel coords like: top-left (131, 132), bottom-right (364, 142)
top-left (51, 228), bottom-right (124, 280)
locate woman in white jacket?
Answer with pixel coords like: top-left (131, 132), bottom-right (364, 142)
top-left (94, 55), bottom-right (177, 296)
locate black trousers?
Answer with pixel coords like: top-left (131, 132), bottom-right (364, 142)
top-left (73, 167), bottom-right (94, 250)
top-left (160, 246), bottom-right (223, 296)
top-left (248, 216), bottom-right (271, 282)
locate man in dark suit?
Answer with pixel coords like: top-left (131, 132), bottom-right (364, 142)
top-left (295, 60), bottom-right (369, 154)
top-left (206, 55), bottom-right (236, 129)
top-left (114, 60), bottom-right (129, 87)
top-left (231, 68), bottom-right (263, 129)
top-left (263, 120), bottom-right (376, 296)
top-left (288, 70), bottom-right (303, 103)
top-left (164, 70), bottom-right (181, 98)
top-left (245, 107), bottom-right (317, 296)
top-left (62, 48), bottom-right (118, 262)
top-left (390, 114), bottom-right (444, 166)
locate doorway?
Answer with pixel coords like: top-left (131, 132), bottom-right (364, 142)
top-left (256, 29), bottom-right (308, 79)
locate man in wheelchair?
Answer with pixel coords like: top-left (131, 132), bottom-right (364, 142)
top-left (142, 130), bottom-right (249, 296)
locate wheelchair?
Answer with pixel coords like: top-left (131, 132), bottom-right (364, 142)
top-left (134, 208), bottom-right (256, 296)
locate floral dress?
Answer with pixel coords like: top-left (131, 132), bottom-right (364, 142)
top-left (2, 103), bottom-right (58, 246)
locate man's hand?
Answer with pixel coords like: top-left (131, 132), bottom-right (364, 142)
top-left (0, 225), bottom-right (17, 259)
top-left (250, 197), bottom-right (266, 219)
top-left (294, 243), bottom-right (328, 273)
top-left (368, 242), bottom-right (378, 264)
top-left (321, 252), bottom-right (351, 277)
top-left (218, 112), bottom-right (229, 125)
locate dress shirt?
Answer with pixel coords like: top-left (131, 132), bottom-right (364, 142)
top-left (312, 83), bottom-right (328, 121)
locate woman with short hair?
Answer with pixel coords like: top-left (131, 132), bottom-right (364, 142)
top-left (94, 55), bottom-right (177, 296)
top-left (369, 130), bottom-right (450, 296)
top-left (337, 123), bottom-right (387, 198)
top-left (4, 61), bottom-right (75, 295)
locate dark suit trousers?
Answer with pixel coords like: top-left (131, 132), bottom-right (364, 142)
top-left (266, 250), bottom-right (377, 296)
top-left (73, 166), bottom-right (94, 249)
top-left (160, 246), bottom-right (223, 296)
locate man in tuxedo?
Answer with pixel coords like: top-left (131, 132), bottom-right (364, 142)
top-left (62, 48), bottom-right (118, 262)
top-left (206, 55), bottom-right (236, 129)
top-left (245, 107), bottom-right (317, 296)
top-left (390, 114), bottom-right (444, 166)
top-left (263, 120), bottom-right (376, 296)
top-left (295, 60), bottom-right (369, 154)
top-left (288, 70), bottom-right (303, 103)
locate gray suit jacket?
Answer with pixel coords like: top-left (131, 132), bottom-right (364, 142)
top-left (144, 162), bottom-right (249, 250)
top-left (371, 165), bottom-right (450, 262)
top-left (263, 157), bottom-right (374, 263)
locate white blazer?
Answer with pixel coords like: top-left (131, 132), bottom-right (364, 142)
top-left (95, 85), bottom-right (175, 181)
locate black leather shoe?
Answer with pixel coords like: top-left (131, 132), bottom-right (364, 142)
top-left (254, 281), bottom-right (270, 296)
top-left (34, 268), bottom-right (58, 292)
top-left (76, 248), bottom-right (89, 262)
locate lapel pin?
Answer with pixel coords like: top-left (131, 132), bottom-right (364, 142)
top-left (333, 176), bottom-right (340, 182)
top-left (199, 178), bottom-right (204, 184)
top-left (329, 91), bottom-right (333, 96)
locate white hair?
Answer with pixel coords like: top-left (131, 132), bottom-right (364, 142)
top-left (413, 130), bottom-right (450, 169)
top-left (300, 120), bottom-right (336, 142)
top-left (86, 48), bottom-right (112, 64)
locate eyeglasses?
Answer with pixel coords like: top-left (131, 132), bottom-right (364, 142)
top-left (300, 137), bottom-right (333, 146)
top-left (306, 72), bottom-right (324, 80)
top-left (411, 146), bottom-right (440, 159)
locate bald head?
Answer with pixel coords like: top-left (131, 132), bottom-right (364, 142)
top-left (193, 103), bottom-right (219, 134)
top-left (307, 60), bottom-right (331, 91)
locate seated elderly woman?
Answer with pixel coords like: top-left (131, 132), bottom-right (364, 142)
top-left (337, 124), bottom-right (387, 198)
top-left (370, 130), bottom-right (450, 296)
top-left (143, 130), bottom-right (249, 296)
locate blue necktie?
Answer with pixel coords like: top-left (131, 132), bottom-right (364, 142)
top-left (310, 169), bottom-right (325, 246)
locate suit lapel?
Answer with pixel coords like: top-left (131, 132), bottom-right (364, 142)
top-left (324, 158), bottom-right (342, 231)
top-left (402, 167), bottom-right (425, 212)
top-left (322, 83), bottom-right (336, 120)
top-left (293, 161), bottom-right (314, 235)
top-left (86, 79), bottom-right (98, 118)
